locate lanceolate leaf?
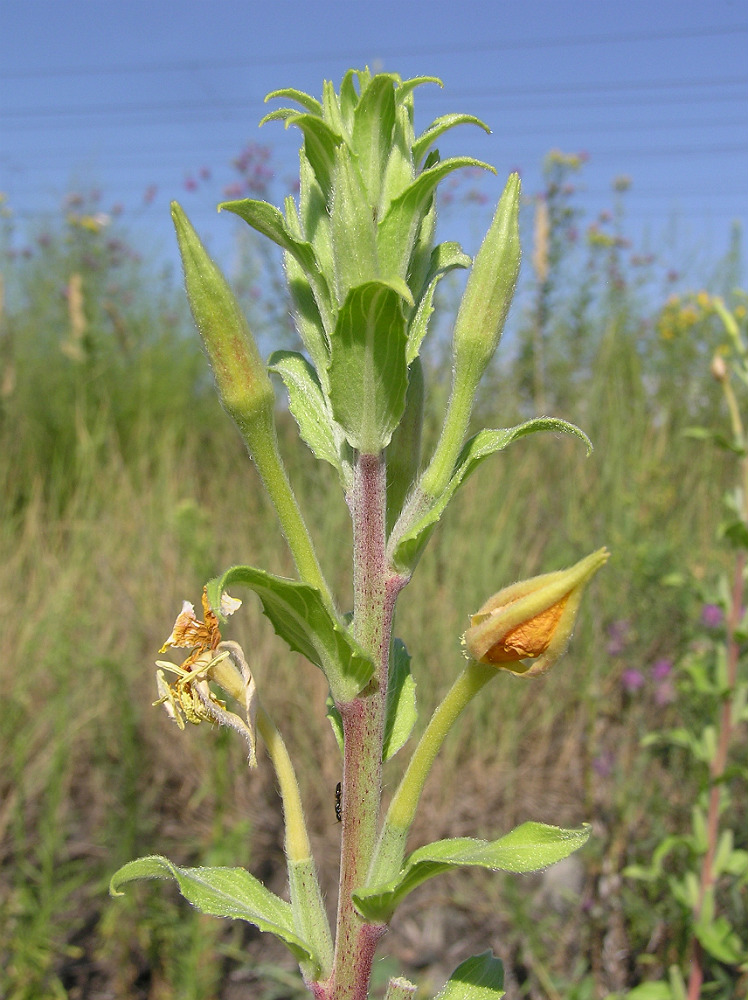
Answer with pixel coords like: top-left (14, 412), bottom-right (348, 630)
top-left (352, 74), bottom-right (398, 207)
top-left (413, 113), bottom-right (491, 168)
top-left (268, 112), bottom-right (342, 197)
top-left (263, 87), bottom-right (323, 116)
top-left (390, 419), bottom-right (592, 574)
top-left (328, 280), bottom-right (411, 453)
top-left (110, 855), bottom-right (317, 970)
top-left (207, 566), bottom-right (374, 702)
top-left (218, 199), bottom-right (334, 335)
top-left (377, 156), bottom-right (495, 280)
top-left (268, 350), bottom-right (352, 489)
top-left (407, 241), bottom-right (472, 363)
top-left (353, 822), bottom-right (591, 922)
top-left (331, 145), bottom-right (379, 301)
top-left (435, 951), bottom-right (505, 1000)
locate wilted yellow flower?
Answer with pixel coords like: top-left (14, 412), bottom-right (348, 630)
top-left (155, 589), bottom-right (257, 763)
top-left (463, 548), bottom-right (609, 677)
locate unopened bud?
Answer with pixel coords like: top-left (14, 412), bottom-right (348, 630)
top-left (463, 548), bottom-right (609, 677)
top-left (171, 202), bottom-right (275, 443)
top-left (711, 353), bottom-right (728, 382)
top-left (451, 172), bottom-right (521, 392)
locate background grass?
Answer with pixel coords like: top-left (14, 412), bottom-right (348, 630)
top-left (0, 175), bottom-right (746, 1000)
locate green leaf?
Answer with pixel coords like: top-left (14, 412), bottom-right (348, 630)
top-left (694, 913), bottom-right (746, 965)
top-left (378, 156), bottom-right (495, 280)
top-left (623, 985), bottom-right (675, 1000)
top-left (683, 426), bottom-right (745, 455)
top-left (295, 151), bottom-right (335, 292)
top-left (407, 241), bottom-right (472, 363)
top-left (110, 855), bottom-right (317, 970)
top-left (264, 87), bottom-right (323, 116)
top-left (354, 822), bottom-right (590, 922)
top-left (330, 145), bottom-right (380, 301)
top-left (380, 104), bottom-right (416, 218)
top-left (326, 639), bottom-right (416, 761)
top-left (268, 350), bottom-right (352, 489)
top-left (219, 198), bottom-right (334, 336)
top-left (280, 112), bottom-right (342, 196)
top-left (435, 951), bottom-right (505, 1000)
top-left (390, 418), bottom-right (592, 574)
top-left (326, 694), bottom-right (344, 754)
top-left (207, 566), bottom-right (374, 702)
top-left (383, 639), bottom-right (417, 761)
top-left (413, 114), bottom-right (491, 167)
top-left (338, 69), bottom-right (360, 132)
top-left (328, 280), bottom-right (411, 453)
top-left (386, 358), bottom-right (424, 533)
top-left (352, 74), bottom-right (397, 207)
top-left (396, 75), bottom-right (443, 106)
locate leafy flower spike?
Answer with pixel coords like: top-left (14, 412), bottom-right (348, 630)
top-left (463, 548), bottom-right (610, 676)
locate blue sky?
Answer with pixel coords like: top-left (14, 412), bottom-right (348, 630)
top-left (2, 0), bottom-right (747, 286)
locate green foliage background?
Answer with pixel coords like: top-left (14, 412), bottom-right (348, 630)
top-left (0, 178), bottom-right (745, 999)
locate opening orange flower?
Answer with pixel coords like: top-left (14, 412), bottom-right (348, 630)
top-left (463, 548), bottom-right (609, 677)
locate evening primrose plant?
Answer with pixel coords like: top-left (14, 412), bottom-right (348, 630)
top-left (110, 70), bottom-right (608, 1000)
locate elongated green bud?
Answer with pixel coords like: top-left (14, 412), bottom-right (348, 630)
top-left (418, 174), bottom-right (521, 501)
top-left (451, 172), bottom-right (521, 390)
top-left (171, 202), bottom-right (275, 441)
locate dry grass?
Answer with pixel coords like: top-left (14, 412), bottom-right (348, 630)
top-left (0, 229), bottom-right (739, 999)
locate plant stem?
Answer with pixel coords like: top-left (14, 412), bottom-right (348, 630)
top-left (256, 705), bottom-right (312, 864)
top-left (369, 659), bottom-right (496, 886)
top-left (329, 453), bottom-right (391, 999)
top-left (250, 410), bottom-right (334, 608)
top-left (256, 705), bottom-right (334, 979)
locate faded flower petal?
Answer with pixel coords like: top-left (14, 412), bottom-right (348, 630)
top-left (159, 588), bottom-right (241, 654)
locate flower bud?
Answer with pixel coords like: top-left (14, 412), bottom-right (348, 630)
top-left (711, 353), bottom-right (727, 383)
top-left (463, 548), bottom-right (609, 677)
top-left (451, 172), bottom-right (521, 394)
top-left (171, 202), bottom-right (275, 443)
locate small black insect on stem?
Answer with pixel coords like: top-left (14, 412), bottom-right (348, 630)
top-left (335, 781), bottom-right (342, 823)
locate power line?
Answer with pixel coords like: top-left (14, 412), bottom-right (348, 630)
top-left (2, 83), bottom-right (745, 125)
top-left (1, 24), bottom-right (745, 80)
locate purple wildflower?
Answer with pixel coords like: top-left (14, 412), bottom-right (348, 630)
top-left (701, 604), bottom-right (723, 629)
top-left (621, 668), bottom-right (645, 694)
top-left (651, 658), bottom-right (672, 681)
top-left (607, 619), bottom-right (631, 657)
top-left (592, 751), bottom-right (614, 778)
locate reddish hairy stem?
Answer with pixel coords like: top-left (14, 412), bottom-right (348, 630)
top-left (327, 454), bottom-right (391, 999)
